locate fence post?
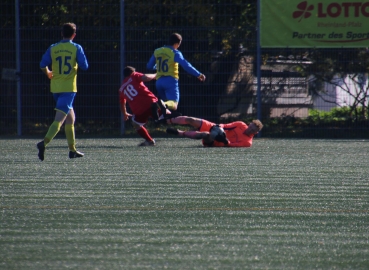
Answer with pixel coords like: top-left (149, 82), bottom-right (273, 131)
top-left (256, 0), bottom-right (262, 137)
top-left (120, 0), bottom-right (125, 135)
top-left (15, 0), bottom-right (22, 136)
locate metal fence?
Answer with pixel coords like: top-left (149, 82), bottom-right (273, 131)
top-left (1, 0), bottom-right (368, 137)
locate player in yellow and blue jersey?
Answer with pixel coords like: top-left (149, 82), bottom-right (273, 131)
top-left (146, 33), bottom-right (206, 116)
top-left (37, 22), bottom-right (88, 161)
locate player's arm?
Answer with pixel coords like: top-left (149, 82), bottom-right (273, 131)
top-left (175, 52), bottom-right (205, 81)
top-left (141, 73), bottom-right (156, 82)
top-left (76, 45), bottom-right (89, 70)
top-left (40, 67), bottom-right (53, 79)
top-left (40, 48), bottom-right (53, 79)
top-left (120, 99), bottom-right (131, 121)
top-left (146, 55), bottom-right (157, 70)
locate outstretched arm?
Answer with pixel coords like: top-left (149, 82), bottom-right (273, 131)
top-left (141, 73), bottom-right (156, 82)
top-left (175, 52), bottom-right (205, 81)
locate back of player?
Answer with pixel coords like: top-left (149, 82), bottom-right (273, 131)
top-left (49, 41), bottom-right (78, 93)
top-left (154, 47), bottom-right (179, 80)
top-left (118, 67), bottom-right (158, 146)
top-left (119, 71), bottom-right (158, 116)
top-left (220, 121), bottom-right (253, 147)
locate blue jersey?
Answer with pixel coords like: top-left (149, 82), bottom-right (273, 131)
top-left (147, 46), bottom-right (201, 80)
top-left (40, 40), bottom-right (88, 93)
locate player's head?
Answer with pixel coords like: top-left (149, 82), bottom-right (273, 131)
top-left (252, 120), bottom-right (263, 132)
top-left (123, 66), bottom-right (135, 78)
top-left (169, 33), bottom-right (182, 47)
top-left (62, 23), bottom-right (76, 39)
top-left (245, 119), bottom-right (263, 135)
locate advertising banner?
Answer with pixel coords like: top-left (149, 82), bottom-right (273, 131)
top-left (261, 0), bottom-right (369, 47)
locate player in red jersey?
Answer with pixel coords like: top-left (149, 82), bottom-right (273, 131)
top-left (119, 66), bottom-right (168, 146)
top-left (164, 116), bottom-right (263, 147)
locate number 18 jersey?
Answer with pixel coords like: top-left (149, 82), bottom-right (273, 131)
top-left (119, 72), bottom-right (158, 116)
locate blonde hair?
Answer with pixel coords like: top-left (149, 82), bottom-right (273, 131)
top-left (252, 119), bottom-right (263, 132)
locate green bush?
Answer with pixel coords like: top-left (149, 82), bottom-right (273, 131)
top-left (245, 106), bottom-right (369, 138)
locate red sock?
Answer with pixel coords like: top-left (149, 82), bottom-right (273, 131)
top-left (137, 126), bottom-right (153, 141)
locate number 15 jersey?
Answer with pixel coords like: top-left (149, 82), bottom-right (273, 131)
top-left (40, 40), bottom-right (88, 93)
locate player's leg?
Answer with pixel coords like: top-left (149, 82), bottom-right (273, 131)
top-left (54, 93), bottom-right (83, 159)
top-left (167, 116), bottom-right (203, 129)
top-left (45, 110), bottom-right (66, 144)
top-left (65, 108), bottom-right (76, 151)
top-left (165, 117), bottom-right (215, 146)
top-left (157, 77), bottom-right (179, 111)
top-left (132, 114), bottom-right (155, 146)
top-left (36, 110), bottom-right (66, 161)
top-left (64, 109), bottom-right (83, 158)
top-left (37, 93), bottom-right (69, 161)
top-left (164, 100), bottom-right (178, 111)
top-left (164, 84), bottom-right (179, 111)
top-left (166, 127), bottom-right (209, 140)
top-left (151, 99), bottom-right (168, 120)
top-left (155, 79), bottom-right (167, 103)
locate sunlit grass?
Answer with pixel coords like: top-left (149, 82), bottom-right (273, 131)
top-left (1, 138), bottom-right (368, 269)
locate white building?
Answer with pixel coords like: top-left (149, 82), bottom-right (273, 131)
top-left (313, 74), bottom-right (369, 111)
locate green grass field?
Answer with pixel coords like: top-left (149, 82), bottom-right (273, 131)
top-left (1, 137), bottom-right (368, 269)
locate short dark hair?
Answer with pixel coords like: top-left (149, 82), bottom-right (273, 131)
top-left (62, 23), bottom-right (76, 38)
top-left (124, 66), bottom-right (135, 77)
top-left (169, 33), bottom-right (182, 45)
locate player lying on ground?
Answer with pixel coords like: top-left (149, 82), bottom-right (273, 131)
top-left (164, 116), bottom-right (263, 147)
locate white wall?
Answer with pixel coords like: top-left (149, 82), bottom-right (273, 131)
top-left (313, 74), bottom-right (368, 111)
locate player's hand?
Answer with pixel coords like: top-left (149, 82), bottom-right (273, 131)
top-left (47, 71), bottom-right (53, 79)
top-left (123, 113), bottom-right (132, 121)
top-left (197, 74), bottom-right (206, 82)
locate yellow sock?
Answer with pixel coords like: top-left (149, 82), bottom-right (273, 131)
top-left (44, 121), bottom-right (61, 146)
top-left (65, 124), bottom-right (76, 151)
top-left (164, 100), bottom-right (178, 110)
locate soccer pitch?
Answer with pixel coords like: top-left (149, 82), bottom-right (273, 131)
top-left (1, 138), bottom-right (368, 269)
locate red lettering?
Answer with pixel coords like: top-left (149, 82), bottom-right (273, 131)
top-left (342, 3), bottom-right (351, 17)
top-left (327, 3), bottom-right (341, 17)
top-left (362, 2), bottom-right (369, 16)
top-left (316, 2), bottom-right (369, 18)
top-left (318, 3), bottom-right (327, 17)
top-left (352, 2), bottom-right (362, 16)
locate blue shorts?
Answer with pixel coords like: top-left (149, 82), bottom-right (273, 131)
top-left (156, 76), bottom-right (179, 102)
top-left (53, 93), bottom-right (76, 115)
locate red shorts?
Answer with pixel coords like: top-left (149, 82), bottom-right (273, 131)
top-left (199, 119), bottom-right (215, 132)
top-left (132, 107), bottom-right (152, 126)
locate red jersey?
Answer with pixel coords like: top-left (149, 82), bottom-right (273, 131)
top-left (119, 72), bottom-right (158, 115)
